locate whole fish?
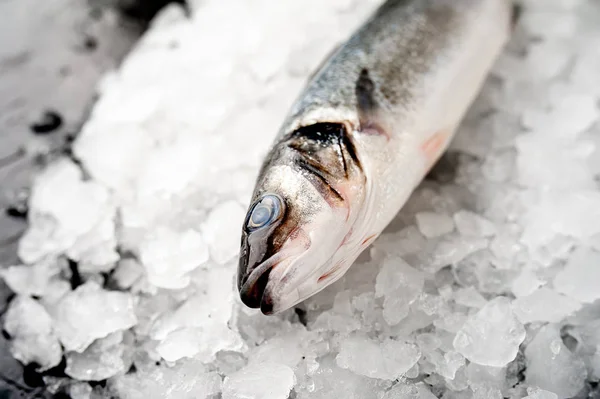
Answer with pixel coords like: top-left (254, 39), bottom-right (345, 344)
top-left (238, 0), bottom-right (515, 314)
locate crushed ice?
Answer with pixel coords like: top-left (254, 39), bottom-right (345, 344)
top-left (2, 0), bottom-right (600, 397)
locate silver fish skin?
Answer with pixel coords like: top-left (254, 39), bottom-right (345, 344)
top-left (238, 0), bottom-right (514, 315)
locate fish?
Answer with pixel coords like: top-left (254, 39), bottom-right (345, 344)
top-left (237, 0), bottom-right (516, 315)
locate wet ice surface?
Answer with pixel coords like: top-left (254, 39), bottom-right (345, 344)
top-left (2, 0), bottom-right (600, 398)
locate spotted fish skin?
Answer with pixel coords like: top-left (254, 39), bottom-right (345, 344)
top-left (238, 0), bottom-right (514, 315)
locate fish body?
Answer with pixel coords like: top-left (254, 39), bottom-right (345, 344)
top-left (238, 0), bottom-right (514, 314)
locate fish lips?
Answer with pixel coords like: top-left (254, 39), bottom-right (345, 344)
top-left (237, 219), bottom-right (285, 314)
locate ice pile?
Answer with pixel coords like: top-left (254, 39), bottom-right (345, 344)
top-left (2, 0), bottom-right (600, 398)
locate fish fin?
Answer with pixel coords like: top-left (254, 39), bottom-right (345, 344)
top-left (421, 130), bottom-right (451, 172)
top-left (511, 2), bottom-right (523, 30)
top-left (355, 68), bottom-right (390, 140)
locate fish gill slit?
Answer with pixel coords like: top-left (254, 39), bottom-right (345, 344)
top-left (336, 135), bottom-right (349, 178)
top-left (295, 158), bottom-right (345, 203)
top-left (287, 122), bottom-right (362, 176)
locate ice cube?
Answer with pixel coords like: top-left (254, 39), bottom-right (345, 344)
top-left (248, 328), bottom-right (314, 368)
top-left (111, 258), bottom-right (144, 289)
top-left (453, 297), bottom-right (525, 367)
top-left (512, 286), bottom-right (581, 324)
top-left (523, 388), bottom-right (559, 399)
top-left (466, 363), bottom-right (506, 392)
top-left (68, 383), bottom-right (93, 399)
top-left (375, 257), bottom-right (425, 325)
top-left (553, 246), bottom-right (600, 303)
top-left (0, 260), bottom-right (61, 297)
top-left (426, 350), bottom-right (466, 379)
top-left (222, 363), bottom-right (296, 399)
top-left (433, 312), bottom-right (467, 333)
top-left (109, 359), bottom-right (222, 399)
top-left (151, 267), bottom-right (243, 362)
top-left (150, 267), bottom-right (236, 339)
top-left (521, 192), bottom-right (600, 249)
top-left (472, 387), bottom-right (503, 399)
top-left (65, 331), bottom-right (132, 381)
top-left (200, 200), bottom-right (246, 264)
top-left (18, 159), bottom-right (117, 266)
top-left (51, 282), bottom-right (137, 352)
top-left (489, 232), bottom-right (523, 269)
top-left (297, 353), bottom-right (390, 399)
top-left (138, 226), bottom-right (208, 289)
top-left (3, 296), bottom-right (62, 371)
top-left (382, 383), bottom-right (437, 399)
top-left (453, 287), bottom-right (487, 308)
top-left (416, 333), bottom-right (442, 354)
top-left (525, 324), bottom-right (586, 398)
top-left (311, 310), bottom-right (362, 335)
top-left (155, 325), bottom-right (245, 363)
top-left (421, 235), bottom-right (488, 273)
top-left (481, 150), bottom-right (515, 182)
top-left (415, 212), bottom-right (454, 238)
top-left (453, 211), bottom-right (497, 237)
top-left (511, 269), bottom-right (543, 297)
top-left (336, 334), bottom-right (421, 380)
top-left (373, 226), bottom-right (427, 257)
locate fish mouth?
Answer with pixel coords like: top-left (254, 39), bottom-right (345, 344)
top-left (238, 249), bottom-right (295, 314)
top-left (239, 259), bottom-right (275, 313)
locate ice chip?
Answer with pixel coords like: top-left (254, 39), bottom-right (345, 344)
top-left (222, 363), bottom-right (296, 399)
top-left (3, 296), bottom-right (62, 371)
top-left (109, 359), bottom-right (221, 399)
top-left (373, 226), bottom-right (427, 257)
top-left (336, 334), bottom-right (421, 380)
top-left (415, 212), bottom-right (454, 238)
top-left (422, 235), bottom-right (488, 273)
top-left (156, 325), bottom-right (245, 363)
top-left (525, 324), bottom-right (586, 398)
top-left (472, 387), bottom-right (503, 399)
top-left (0, 260), bottom-right (61, 297)
top-left (200, 200), bottom-right (246, 264)
top-left (512, 286), bottom-right (581, 324)
top-left (375, 257), bottom-right (425, 325)
top-left (427, 350), bottom-right (466, 379)
top-left (382, 383), bottom-right (437, 399)
top-left (466, 363), bottom-right (506, 391)
top-left (51, 282), bottom-right (137, 352)
top-left (453, 286), bottom-right (487, 308)
top-left (523, 388), bottom-right (559, 399)
top-left (297, 354), bottom-right (389, 399)
top-left (434, 312), bottom-right (467, 333)
top-left (248, 328), bottom-right (314, 368)
top-left (111, 258), bottom-right (144, 289)
top-left (65, 332), bottom-right (132, 381)
top-left (553, 246), bottom-right (600, 303)
top-left (18, 159), bottom-right (117, 265)
top-left (453, 297), bottom-right (525, 367)
top-left (453, 210), bottom-right (496, 237)
top-left (511, 269), bottom-right (543, 297)
top-left (68, 383), bottom-right (93, 399)
top-left (138, 226), bottom-right (208, 289)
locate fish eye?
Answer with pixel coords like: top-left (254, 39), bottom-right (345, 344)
top-left (246, 194), bottom-right (284, 231)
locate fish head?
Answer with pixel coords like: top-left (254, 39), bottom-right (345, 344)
top-left (238, 122), bottom-right (369, 314)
